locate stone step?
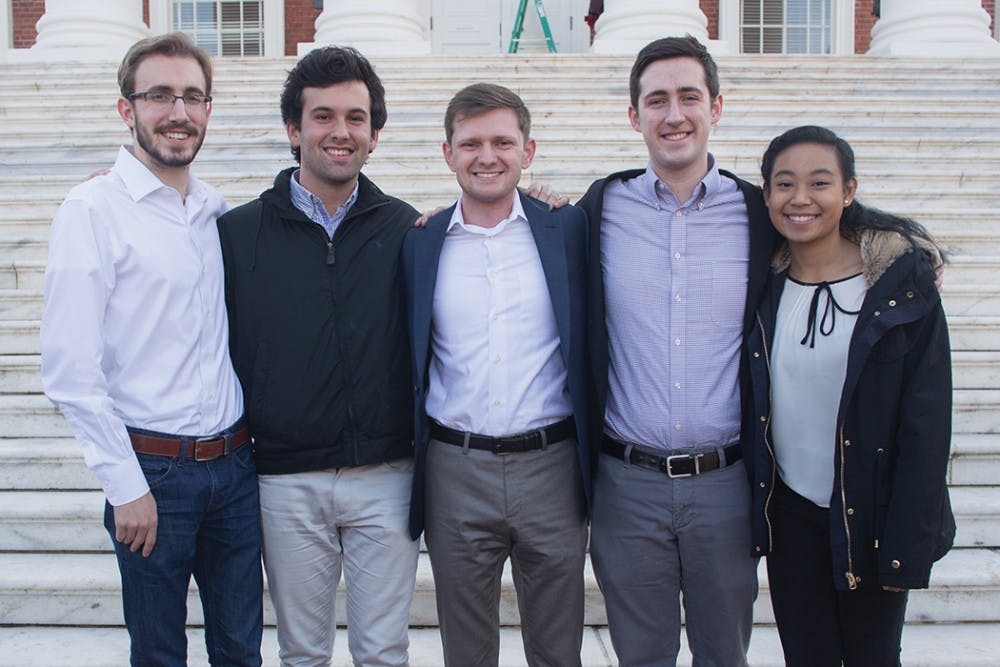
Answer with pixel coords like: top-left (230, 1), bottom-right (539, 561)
top-left (4, 485), bottom-right (995, 553)
top-left (0, 320), bottom-right (42, 354)
top-left (1, 623), bottom-right (999, 667)
top-left (34, 476), bottom-right (1000, 552)
top-left (0, 438), bottom-right (95, 490)
top-left (6, 281), bottom-right (999, 325)
top-left (3, 202), bottom-right (999, 249)
top-left (0, 548), bottom-right (993, 628)
top-left (14, 254), bottom-right (1000, 296)
top-left (1, 151), bottom-right (998, 188)
top-left (4, 389), bottom-right (997, 441)
top-left (4, 348), bottom-right (998, 396)
top-left (3, 52), bottom-right (998, 74)
top-left (1, 431), bottom-right (995, 493)
top-left (0, 551), bottom-right (605, 627)
top-left (950, 434), bottom-right (1000, 486)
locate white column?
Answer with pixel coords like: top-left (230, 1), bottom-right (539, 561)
top-left (868, 0), bottom-right (1000, 57)
top-left (1, 0), bottom-right (11, 62)
top-left (28, 0), bottom-right (149, 61)
top-left (303, 0), bottom-right (430, 56)
top-left (591, 0), bottom-right (709, 55)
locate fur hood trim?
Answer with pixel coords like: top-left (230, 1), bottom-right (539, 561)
top-left (771, 229), bottom-right (941, 286)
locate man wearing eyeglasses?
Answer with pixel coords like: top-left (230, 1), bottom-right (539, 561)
top-left (40, 33), bottom-right (263, 666)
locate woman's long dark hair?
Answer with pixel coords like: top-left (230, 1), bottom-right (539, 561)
top-left (760, 125), bottom-right (943, 258)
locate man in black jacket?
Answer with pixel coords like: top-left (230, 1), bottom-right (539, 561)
top-left (217, 47), bottom-right (419, 667)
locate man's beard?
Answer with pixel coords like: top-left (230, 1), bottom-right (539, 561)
top-left (135, 120), bottom-right (205, 168)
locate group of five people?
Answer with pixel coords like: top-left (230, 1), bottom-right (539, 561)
top-left (40, 29), bottom-right (954, 667)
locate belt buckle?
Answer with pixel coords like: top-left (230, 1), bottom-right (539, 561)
top-left (192, 435), bottom-right (224, 461)
top-left (665, 453), bottom-right (701, 478)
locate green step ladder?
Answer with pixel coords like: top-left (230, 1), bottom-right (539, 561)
top-left (508, 0), bottom-right (558, 53)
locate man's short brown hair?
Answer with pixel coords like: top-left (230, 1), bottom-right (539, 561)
top-left (118, 32), bottom-right (213, 98)
top-left (444, 83), bottom-right (531, 144)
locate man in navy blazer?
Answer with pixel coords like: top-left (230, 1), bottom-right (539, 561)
top-left (401, 83), bottom-right (590, 667)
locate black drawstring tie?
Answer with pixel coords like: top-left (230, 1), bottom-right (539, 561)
top-left (800, 282), bottom-right (861, 348)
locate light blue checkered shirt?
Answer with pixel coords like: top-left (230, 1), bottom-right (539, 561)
top-left (600, 156), bottom-right (749, 451)
top-left (289, 170), bottom-right (358, 239)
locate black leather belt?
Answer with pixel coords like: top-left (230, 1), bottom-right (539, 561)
top-left (430, 418), bottom-right (575, 454)
top-left (602, 434), bottom-right (741, 478)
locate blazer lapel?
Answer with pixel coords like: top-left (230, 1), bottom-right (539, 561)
top-left (412, 208), bottom-right (452, 380)
top-left (523, 195), bottom-right (572, 368)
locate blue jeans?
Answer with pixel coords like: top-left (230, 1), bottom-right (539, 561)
top-left (104, 438), bottom-right (263, 667)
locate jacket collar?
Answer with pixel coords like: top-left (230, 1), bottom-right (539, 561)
top-left (770, 228), bottom-right (941, 287)
top-left (261, 167), bottom-right (390, 220)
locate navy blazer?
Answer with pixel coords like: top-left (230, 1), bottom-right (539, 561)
top-left (401, 192), bottom-right (592, 540)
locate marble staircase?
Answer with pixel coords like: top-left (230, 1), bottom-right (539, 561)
top-left (1, 54), bottom-right (999, 665)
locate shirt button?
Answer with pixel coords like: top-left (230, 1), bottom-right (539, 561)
top-left (675, 294), bottom-right (681, 302)
top-left (494, 355), bottom-right (502, 364)
top-left (674, 338), bottom-right (681, 346)
top-left (844, 439), bottom-right (852, 446)
top-left (674, 252), bottom-right (681, 259)
top-left (847, 508), bottom-right (855, 516)
top-left (891, 560), bottom-right (901, 569)
top-left (674, 423), bottom-right (681, 431)
top-left (759, 481), bottom-right (766, 488)
top-left (493, 400), bottom-right (501, 406)
top-left (753, 352), bottom-right (760, 358)
top-left (760, 415), bottom-right (766, 422)
top-left (674, 383), bottom-right (681, 389)
top-left (675, 210), bottom-right (682, 217)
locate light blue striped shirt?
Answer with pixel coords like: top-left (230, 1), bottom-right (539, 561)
top-left (289, 169), bottom-right (358, 239)
top-left (601, 156), bottom-right (749, 451)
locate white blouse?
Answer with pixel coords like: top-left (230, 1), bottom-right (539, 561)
top-left (771, 273), bottom-right (867, 508)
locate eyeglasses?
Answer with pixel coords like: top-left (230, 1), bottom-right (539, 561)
top-left (128, 89), bottom-right (212, 110)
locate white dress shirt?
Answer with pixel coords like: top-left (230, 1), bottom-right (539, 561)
top-left (425, 195), bottom-right (573, 436)
top-left (40, 146), bottom-right (244, 506)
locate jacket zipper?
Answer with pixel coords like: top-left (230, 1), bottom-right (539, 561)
top-left (756, 311), bottom-right (777, 552)
top-left (839, 420), bottom-right (857, 589)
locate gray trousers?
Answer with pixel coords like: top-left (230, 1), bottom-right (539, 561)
top-left (590, 450), bottom-right (758, 667)
top-left (259, 461), bottom-right (419, 667)
top-left (424, 437), bottom-right (588, 667)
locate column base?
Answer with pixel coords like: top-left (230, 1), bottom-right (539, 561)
top-left (867, 41), bottom-right (1000, 57)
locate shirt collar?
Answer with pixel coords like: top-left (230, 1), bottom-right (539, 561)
top-left (641, 152), bottom-right (722, 209)
top-left (446, 192), bottom-right (527, 234)
top-left (288, 169), bottom-right (360, 225)
top-left (113, 145), bottom-right (203, 203)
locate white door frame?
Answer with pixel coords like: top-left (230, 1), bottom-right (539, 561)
top-left (149, 0), bottom-right (284, 56)
top-left (718, 0), bottom-right (855, 54)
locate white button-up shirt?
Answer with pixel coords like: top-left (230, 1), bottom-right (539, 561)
top-left (41, 146), bottom-right (244, 506)
top-left (425, 195), bottom-right (572, 436)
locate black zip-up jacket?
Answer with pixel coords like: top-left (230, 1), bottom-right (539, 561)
top-left (576, 168), bottom-right (777, 466)
top-left (747, 231), bottom-right (955, 591)
top-left (217, 168), bottom-right (418, 474)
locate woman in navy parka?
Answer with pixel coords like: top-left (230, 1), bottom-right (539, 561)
top-left (746, 126), bottom-right (955, 667)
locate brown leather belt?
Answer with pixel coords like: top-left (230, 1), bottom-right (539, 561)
top-left (430, 417), bottom-right (575, 454)
top-left (602, 434), bottom-right (741, 478)
top-left (127, 426), bottom-right (251, 462)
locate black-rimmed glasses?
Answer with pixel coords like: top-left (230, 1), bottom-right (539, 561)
top-left (128, 89), bottom-right (212, 109)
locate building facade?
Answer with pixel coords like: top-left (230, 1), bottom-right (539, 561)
top-left (3, 0), bottom-right (999, 59)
